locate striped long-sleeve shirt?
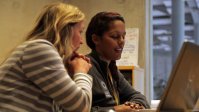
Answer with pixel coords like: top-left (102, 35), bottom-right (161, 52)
top-left (0, 39), bottom-right (92, 112)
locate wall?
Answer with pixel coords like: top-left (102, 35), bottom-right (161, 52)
top-left (0, 0), bottom-right (146, 69)
top-left (0, 0), bottom-right (62, 63)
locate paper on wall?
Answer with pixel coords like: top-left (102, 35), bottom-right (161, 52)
top-left (116, 28), bottom-right (139, 66)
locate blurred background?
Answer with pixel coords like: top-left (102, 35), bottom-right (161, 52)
top-left (1, 0), bottom-right (198, 102)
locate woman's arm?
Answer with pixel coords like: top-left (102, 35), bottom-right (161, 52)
top-left (22, 41), bottom-right (92, 112)
top-left (117, 71), bottom-right (150, 109)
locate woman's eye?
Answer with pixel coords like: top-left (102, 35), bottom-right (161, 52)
top-left (110, 35), bottom-right (119, 39)
top-left (80, 31), bottom-right (83, 34)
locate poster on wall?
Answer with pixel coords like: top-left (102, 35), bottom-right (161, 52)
top-left (116, 28), bottom-right (139, 67)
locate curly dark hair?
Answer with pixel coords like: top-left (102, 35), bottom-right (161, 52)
top-left (86, 12), bottom-right (125, 50)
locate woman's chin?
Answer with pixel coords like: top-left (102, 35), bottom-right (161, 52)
top-left (73, 47), bottom-right (79, 52)
top-left (113, 56), bottom-right (121, 60)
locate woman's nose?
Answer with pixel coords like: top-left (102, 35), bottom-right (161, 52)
top-left (118, 36), bottom-right (125, 44)
top-left (80, 37), bottom-right (83, 44)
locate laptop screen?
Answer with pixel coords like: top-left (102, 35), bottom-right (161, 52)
top-left (157, 42), bottom-right (199, 112)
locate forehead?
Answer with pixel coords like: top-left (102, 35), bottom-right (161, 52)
top-left (107, 20), bottom-right (125, 32)
top-left (74, 21), bottom-right (85, 29)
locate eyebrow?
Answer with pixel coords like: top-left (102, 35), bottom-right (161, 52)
top-left (109, 31), bottom-right (126, 35)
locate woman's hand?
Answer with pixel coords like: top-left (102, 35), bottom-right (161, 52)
top-left (72, 52), bottom-right (91, 64)
top-left (124, 101), bottom-right (145, 109)
top-left (114, 104), bottom-right (139, 112)
top-left (66, 52), bottom-right (92, 76)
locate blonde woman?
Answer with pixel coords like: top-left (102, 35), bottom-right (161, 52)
top-left (0, 2), bottom-right (92, 112)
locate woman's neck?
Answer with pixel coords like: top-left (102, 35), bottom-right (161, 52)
top-left (99, 56), bottom-right (110, 64)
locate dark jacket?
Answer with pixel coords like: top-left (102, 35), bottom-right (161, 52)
top-left (87, 50), bottom-right (150, 112)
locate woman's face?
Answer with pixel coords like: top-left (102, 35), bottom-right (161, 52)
top-left (72, 21), bottom-right (85, 52)
top-left (95, 20), bottom-right (126, 61)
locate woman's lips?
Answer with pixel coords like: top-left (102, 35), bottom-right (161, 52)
top-left (115, 48), bottom-right (123, 53)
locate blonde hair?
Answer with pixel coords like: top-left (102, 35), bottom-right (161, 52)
top-left (26, 2), bottom-right (85, 60)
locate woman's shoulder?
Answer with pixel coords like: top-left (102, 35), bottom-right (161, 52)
top-left (25, 39), bottom-right (53, 46)
top-left (18, 39), bottom-right (57, 53)
top-left (22, 39), bottom-right (55, 49)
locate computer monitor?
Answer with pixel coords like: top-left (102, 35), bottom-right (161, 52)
top-left (157, 42), bottom-right (199, 112)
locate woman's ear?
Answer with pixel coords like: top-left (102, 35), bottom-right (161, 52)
top-left (92, 34), bottom-right (100, 45)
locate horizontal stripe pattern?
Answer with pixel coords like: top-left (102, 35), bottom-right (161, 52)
top-left (0, 39), bottom-right (92, 112)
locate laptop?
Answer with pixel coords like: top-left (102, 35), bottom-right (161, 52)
top-left (140, 42), bottom-right (199, 112)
